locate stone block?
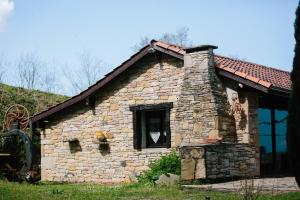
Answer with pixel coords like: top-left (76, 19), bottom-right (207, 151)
top-left (42, 157), bottom-right (55, 169)
top-left (110, 104), bottom-right (119, 111)
top-left (180, 147), bottom-right (192, 159)
top-left (181, 158), bottom-right (195, 180)
top-left (208, 129), bottom-right (221, 140)
top-left (195, 159), bottom-right (206, 179)
top-left (190, 148), bottom-right (204, 159)
top-left (193, 122), bottom-right (203, 135)
top-left (174, 134), bottom-right (182, 146)
top-left (155, 173), bottom-right (179, 185)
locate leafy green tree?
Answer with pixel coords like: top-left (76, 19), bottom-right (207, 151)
top-left (287, 1), bottom-right (300, 187)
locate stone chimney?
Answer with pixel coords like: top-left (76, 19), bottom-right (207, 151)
top-left (175, 46), bottom-right (235, 146)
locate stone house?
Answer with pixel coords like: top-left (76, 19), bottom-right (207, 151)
top-left (31, 40), bottom-right (291, 183)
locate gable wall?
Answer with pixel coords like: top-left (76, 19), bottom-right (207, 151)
top-left (41, 55), bottom-right (185, 183)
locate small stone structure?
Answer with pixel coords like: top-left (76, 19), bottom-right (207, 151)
top-left (181, 144), bottom-right (259, 180)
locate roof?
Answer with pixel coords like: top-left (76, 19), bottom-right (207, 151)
top-left (153, 41), bottom-right (291, 92)
top-left (31, 40), bottom-right (291, 124)
top-left (214, 55), bottom-right (291, 91)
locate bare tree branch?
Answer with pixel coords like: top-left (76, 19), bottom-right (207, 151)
top-left (0, 54), bottom-right (6, 83)
top-left (15, 52), bottom-right (61, 94)
top-left (40, 66), bottom-right (61, 93)
top-left (131, 27), bottom-right (192, 52)
top-left (131, 36), bottom-right (151, 52)
top-left (63, 52), bottom-right (109, 94)
top-left (17, 53), bottom-right (42, 89)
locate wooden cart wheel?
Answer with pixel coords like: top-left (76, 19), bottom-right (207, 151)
top-left (3, 104), bottom-right (29, 131)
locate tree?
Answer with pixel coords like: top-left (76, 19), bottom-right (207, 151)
top-left (0, 67), bottom-right (4, 83)
top-left (17, 53), bottom-right (42, 89)
top-left (40, 67), bottom-right (60, 93)
top-left (63, 52), bottom-right (109, 94)
top-left (0, 54), bottom-right (6, 83)
top-left (131, 27), bottom-right (191, 52)
top-left (287, 2), bottom-right (300, 187)
top-left (16, 52), bottom-right (61, 94)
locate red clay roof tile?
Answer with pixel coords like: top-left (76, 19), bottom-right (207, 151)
top-left (234, 71), bottom-right (248, 78)
top-left (245, 75), bottom-right (260, 83)
top-left (258, 80), bottom-right (272, 88)
top-left (154, 41), bottom-right (291, 90)
top-left (214, 55), bottom-right (291, 90)
top-left (223, 67), bottom-right (237, 74)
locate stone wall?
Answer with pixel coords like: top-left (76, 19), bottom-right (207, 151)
top-left (225, 83), bottom-right (260, 175)
top-left (181, 144), bottom-right (258, 180)
top-left (175, 49), bottom-right (234, 146)
top-left (41, 54), bottom-right (185, 183)
top-left (180, 85), bottom-right (261, 181)
top-left (40, 47), bottom-right (261, 183)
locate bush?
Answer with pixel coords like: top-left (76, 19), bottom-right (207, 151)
top-left (137, 151), bottom-right (180, 184)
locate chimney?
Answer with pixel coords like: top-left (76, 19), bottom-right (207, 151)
top-left (175, 45), bottom-right (234, 146)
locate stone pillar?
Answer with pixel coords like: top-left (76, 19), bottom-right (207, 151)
top-left (175, 47), bottom-right (233, 146)
top-left (229, 90), bottom-right (260, 176)
top-left (247, 92), bottom-right (260, 176)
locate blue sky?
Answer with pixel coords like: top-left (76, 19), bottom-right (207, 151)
top-left (0, 0), bottom-right (298, 94)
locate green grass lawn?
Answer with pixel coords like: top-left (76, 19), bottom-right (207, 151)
top-left (0, 180), bottom-right (299, 200)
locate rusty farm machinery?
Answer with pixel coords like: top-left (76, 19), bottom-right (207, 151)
top-left (0, 104), bottom-right (36, 182)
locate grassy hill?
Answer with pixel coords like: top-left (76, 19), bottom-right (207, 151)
top-left (0, 83), bottom-right (68, 131)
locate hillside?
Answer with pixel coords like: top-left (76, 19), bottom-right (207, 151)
top-left (0, 83), bottom-right (69, 131)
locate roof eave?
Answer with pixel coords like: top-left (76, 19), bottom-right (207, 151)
top-left (31, 44), bottom-right (152, 124)
top-left (217, 69), bottom-right (270, 93)
top-left (217, 69), bottom-right (291, 97)
top-left (269, 86), bottom-right (291, 97)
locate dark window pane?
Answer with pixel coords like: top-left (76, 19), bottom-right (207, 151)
top-left (260, 136), bottom-right (272, 153)
top-left (259, 108), bottom-right (272, 153)
top-left (146, 111), bottom-right (166, 147)
top-left (275, 110), bottom-right (287, 152)
top-left (258, 108), bottom-right (271, 136)
top-left (276, 135), bottom-right (287, 153)
top-left (148, 117), bottom-right (161, 144)
top-left (275, 110), bottom-right (287, 136)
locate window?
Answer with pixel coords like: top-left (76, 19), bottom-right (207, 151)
top-left (130, 103), bottom-right (173, 149)
top-left (258, 108), bottom-right (272, 153)
top-left (275, 110), bottom-right (287, 153)
top-left (258, 108), bottom-right (288, 153)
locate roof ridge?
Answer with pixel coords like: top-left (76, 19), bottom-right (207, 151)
top-left (154, 40), bottom-right (185, 49)
top-left (215, 54), bottom-right (290, 74)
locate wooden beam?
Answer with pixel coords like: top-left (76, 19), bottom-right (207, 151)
top-left (271, 108), bottom-right (277, 170)
top-left (129, 102), bottom-right (173, 111)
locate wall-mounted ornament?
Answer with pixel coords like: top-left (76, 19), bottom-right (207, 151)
top-left (94, 131), bottom-right (112, 155)
top-left (230, 96), bottom-right (243, 115)
top-left (95, 131), bottom-right (106, 141)
top-left (95, 131), bottom-right (114, 141)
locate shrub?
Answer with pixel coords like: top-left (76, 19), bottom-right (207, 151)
top-left (137, 150), bottom-right (180, 184)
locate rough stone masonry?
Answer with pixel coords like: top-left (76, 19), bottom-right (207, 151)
top-left (40, 47), bottom-right (260, 183)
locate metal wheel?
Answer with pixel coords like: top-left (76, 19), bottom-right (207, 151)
top-left (3, 104), bottom-right (29, 131)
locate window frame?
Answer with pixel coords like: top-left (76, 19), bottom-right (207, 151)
top-left (130, 103), bottom-right (173, 150)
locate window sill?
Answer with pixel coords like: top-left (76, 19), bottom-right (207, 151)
top-left (138, 147), bottom-right (171, 153)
